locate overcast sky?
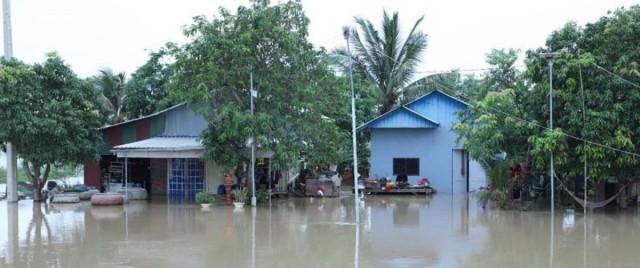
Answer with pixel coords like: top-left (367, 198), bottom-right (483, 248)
top-left (1, 0), bottom-right (638, 78)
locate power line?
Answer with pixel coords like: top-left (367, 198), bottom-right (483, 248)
top-left (591, 63), bottom-right (640, 89)
top-left (463, 93), bottom-right (640, 158)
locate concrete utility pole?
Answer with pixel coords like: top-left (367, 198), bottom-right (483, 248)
top-left (343, 26), bottom-right (360, 224)
top-left (3, 0), bottom-right (18, 203)
top-left (542, 51), bottom-right (560, 268)
top-left (541, 51), bottom-right (560, 214)
top-left (250, 72), bottom-right (257, 207)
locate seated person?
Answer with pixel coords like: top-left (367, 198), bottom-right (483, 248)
top-left (396, 174), bottom-right (409, 188)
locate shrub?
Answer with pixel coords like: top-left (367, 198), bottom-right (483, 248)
top-left (195, 192), bottom-right (211, 204)
top-left (232, 187), bottom-right (248, 203)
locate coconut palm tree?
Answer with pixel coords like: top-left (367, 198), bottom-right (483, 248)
top-left (92, 69), bottom-right (128, 123)
top-left (342, 11), bottom-right (428, 114)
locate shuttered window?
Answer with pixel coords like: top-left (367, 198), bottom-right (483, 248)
top-left (393, 158), bottom-right (420, 176)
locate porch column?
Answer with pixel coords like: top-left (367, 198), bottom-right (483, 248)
top-left (6, 144), bottom-right (18, 202)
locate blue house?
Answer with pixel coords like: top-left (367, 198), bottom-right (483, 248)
top-left (360, 90), bottom-right (487, 193)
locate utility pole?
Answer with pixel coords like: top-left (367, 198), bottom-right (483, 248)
top-left (3, 0), bottom-right (18, 203)
top-left (250, 72), bottom-right (257, 207)
top-left (541, 51), bottom-right (560, 214)
top-left (542, 51), bottom-right (560, 267)
top-left (343, 26), bottom-right (360, 224)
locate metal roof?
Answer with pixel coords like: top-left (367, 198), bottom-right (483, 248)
top-left (359, 89), bottom-right (467, 130)
top-left (358, 106), bottom-right (439, 130)
top-left (100, 103), bottom-right (187, 130)
top-left (111, 136), bottom-right (203, 152)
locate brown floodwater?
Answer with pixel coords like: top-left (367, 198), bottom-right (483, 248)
top-left (0, 194), bottom-right (639, 268)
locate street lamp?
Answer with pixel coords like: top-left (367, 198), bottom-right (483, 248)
top-left (250, 72), bottom-right (257, 207)
top-left (343, 26), bottom-right (360, 224)
top-left (541, 51), bottom-right (561, 213)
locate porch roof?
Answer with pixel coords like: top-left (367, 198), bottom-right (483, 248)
top-left (111, 136), bottom-right (204, 158)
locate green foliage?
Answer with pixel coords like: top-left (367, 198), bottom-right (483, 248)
top-left (232, 187), bottom-right (249, 203)
top-left (454, 89), bottom-right (536, 163)
top-left (476, 190), bottom-right (491, 206)
top-left (487, 160), bottom-right (510, 190)
top-left (457, 6), bottom-right (640, 190)
top-left (91, 69), bottom-right (128, 124)
top-left (337, 10), bottom-right (428, 114)
top-left (171, 0), bottom-right (350, 171)
top-left (125, 50), bottom-right (178, 118)
top-left (522, 6), bottom-right (640, 182)
top-left (0, 54), bottom-right (105, 200)
top-left (195, 191), bottom-right (212, 204)
top-left (256, 191), bottom-right (269, 203)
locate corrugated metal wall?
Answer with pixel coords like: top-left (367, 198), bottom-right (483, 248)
top-left (406, 91), bottom-right (467, 128)
top-left (162, 105), bottom-right (208, 137)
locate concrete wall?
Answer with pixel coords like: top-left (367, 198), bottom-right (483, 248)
top-left (205, 160), bottom-right (224, 194)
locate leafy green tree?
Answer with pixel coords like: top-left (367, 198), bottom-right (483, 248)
top-left (0, 55), bottom-right (105, 201)
top-left (340, 10), bottom-right (428, 114)
top-left (456, 6), bottom-right (640, 198)
top-left (91, 69), bottom-right (128, 124)
top-left (171, 0), bottom-right (349, 176)
top-left (125, 50), bottom-right (178, 117)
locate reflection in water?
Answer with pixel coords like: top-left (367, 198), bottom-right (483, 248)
top-left (25, 204), bottom-right (52, 247)
top-left (1, 196), bottom-right (640, 267)
top-left (6, 203), bottom-right (18, 264)
top-left (354, 219), bottom-right (360, 268)
top-left (393, 200), bottom-right (419, 226)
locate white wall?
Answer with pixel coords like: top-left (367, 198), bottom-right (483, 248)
top-left (205, 160), bottom-right (223, 194)
top-left (469, 159), bottom-right (488, 192)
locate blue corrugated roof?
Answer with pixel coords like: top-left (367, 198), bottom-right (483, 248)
top-left (359, 90), bottom-right (466, 130)
top-left (359, 106), bottom-right (439, 129)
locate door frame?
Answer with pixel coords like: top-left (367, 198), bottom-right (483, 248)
top-left (451, 149), bottom-right (470, 193)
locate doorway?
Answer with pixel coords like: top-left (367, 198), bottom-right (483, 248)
top-left (168, 158), bottom-right (204, 201)
top-left (451, 149), bottom-right (470, 193)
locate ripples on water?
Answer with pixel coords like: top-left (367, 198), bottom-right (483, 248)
top-left (0, 195), bottom-right (639, 268)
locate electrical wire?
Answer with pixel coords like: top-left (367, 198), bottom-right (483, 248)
top-left (449, 85), bottom-right (640, 158)
top-left (335, 29), bottom-right (640, 157)
top-left (591, 63), bottom-right (640, 89)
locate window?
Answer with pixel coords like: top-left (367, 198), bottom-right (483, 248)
top-left (393, 158), bottom-right (420, 176)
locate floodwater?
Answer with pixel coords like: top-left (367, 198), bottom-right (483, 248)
top-left (0, 195), bottom-right (639, 268)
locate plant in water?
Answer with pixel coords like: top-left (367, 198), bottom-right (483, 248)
top-left (232, 187), bottom-right (249, 203)
top-left (256, 191), bottom-right (269, 203)
top-left (195, 191), bottom-right (211, 204)
top-left (476, 189), bottom-right (491, 208)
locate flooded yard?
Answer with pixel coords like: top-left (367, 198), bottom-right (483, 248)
top-left (1, 195), bottom-right (639, 268)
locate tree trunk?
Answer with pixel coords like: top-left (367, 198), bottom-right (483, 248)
top-left (24, 161), bottom-right (47, 202)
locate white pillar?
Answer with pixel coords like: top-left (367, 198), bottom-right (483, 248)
top-left (6, 145), bottom-right (18, 202)
top-left (3, 0), bottom-right (18, 203)
top-left (2, 0), bottom-right (13, 58)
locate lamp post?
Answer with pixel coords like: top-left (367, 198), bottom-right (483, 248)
top-left (542, 51), bottom-right (560, 268)
top-left (250, 72), bottom-right (257, 207)
top-left (541, 51), bottom-right (560, 213)
top-left (343, 26), bottom-right (360, 224)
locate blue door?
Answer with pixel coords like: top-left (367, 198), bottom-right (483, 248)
top-left (169, 158), bottom-right (203, 200)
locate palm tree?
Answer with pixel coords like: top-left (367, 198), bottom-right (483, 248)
top-left (343, 11), bottom-right (428, 114)
top-left (92, 69), bottom-right (128, 123)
